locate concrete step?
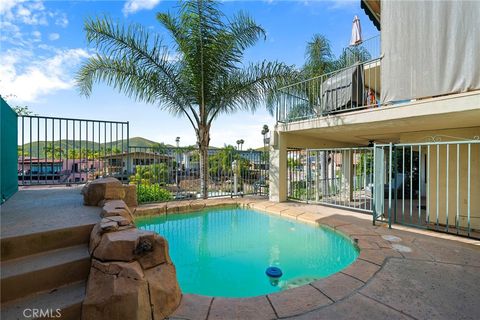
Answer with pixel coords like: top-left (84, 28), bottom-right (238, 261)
top-left (1, 245), bottom-right (91, 303)
top-left (1, 281), bottom-right (86, 320)
top-left (1, 224), bottom-right (94, 261)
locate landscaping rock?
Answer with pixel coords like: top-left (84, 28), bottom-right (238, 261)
top-left (123, 184), bottom-right (138, 208)
top-left (93, 228), bottom-right (155, 262)
top-left (84, 178), bottom-right (181, 319)
top-left (100, 219), bottom-right (119, 232)
top-left (99, 199), bottom-right (129, 209)
top-left (82, 261), bottom-right (151, 320)
top-left (83, 177), bottom-right (125, 206)
top-left (101, 200), bottom-right (134, 223)
top-left (145, 263), bottom-right (182, 319)
top-left (104, 215), bottom-right (132, 226)
top-left (89, 223), bottom-right (103, 255)
top-left (137, 234), bottom-right (171, 270)
top-left (102, 207), bottom-right (133, 220)
top-left (92, 259), bottom-right (144, 280)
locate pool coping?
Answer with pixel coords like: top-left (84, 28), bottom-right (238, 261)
top-left (133, 198), bottom-right (397, 319)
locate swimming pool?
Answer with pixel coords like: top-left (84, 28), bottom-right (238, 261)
top-left (135, 207), bottom-right (359, 298)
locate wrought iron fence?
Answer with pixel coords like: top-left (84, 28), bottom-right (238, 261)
top-left (375, 140), bottom-right (480, 239)
top-left (276, 35), bottom-right (381, 123)
top-left (128, 146), bottom-right (268, 203)
top-left (16, 115), bottom-right (269, 203)
top-left (18, 115), bottom-right (129, 185)
top-left (287, 147), bottom-right (374, 213)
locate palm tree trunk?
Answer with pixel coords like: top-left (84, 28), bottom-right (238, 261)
top-left (198, 125), bottom-right (210, 199)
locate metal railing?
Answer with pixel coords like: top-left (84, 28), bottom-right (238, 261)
top-left (276, 35), bottom-right (381, 123)
top-left (374, 140), bottom-right (480, 239)
top-left (287, 147), bottom-right (374, 213)
top-left (18, 115), bottom-right (129, 185)
top-left (128, 146), bottom-right (268, 203)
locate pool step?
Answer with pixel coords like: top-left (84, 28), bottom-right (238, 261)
top-left (1, 224), bottom-right (94, 261)
top-left (1, 244), bottom-right (90, 303)
top-left (1, 281), bottom-right (86, 320)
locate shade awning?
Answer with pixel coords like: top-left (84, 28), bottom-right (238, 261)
top-left (361, 0), bottom-right (381, 31)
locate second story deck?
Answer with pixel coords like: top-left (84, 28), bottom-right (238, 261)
top-left (274, 33), bottom-right (480, 142)
top-left (276, 35), bottom-right (381, 124)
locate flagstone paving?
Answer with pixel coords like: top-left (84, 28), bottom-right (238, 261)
top-left (135, 198), bottom-right (480, 320)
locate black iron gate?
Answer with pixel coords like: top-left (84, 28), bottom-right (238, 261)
top-left (18, 115), bottom-right (129, 186)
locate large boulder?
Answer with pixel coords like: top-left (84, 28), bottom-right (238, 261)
top-left (123, 184), bottom-right (138, 208)
top-left (84, 184), bottom-right (181, 319)
top-left (137, 234), bottom-right (171, 269)
top-left (93, 228), bottom-right (155, 262)
top-left (82, 261), bottom-right (151, 320)
top-left (83, 177), bottom-right (126, 206)
top-left (144, 263), bottom-right (182, 319)
top-left (101, 200), bottom-right (134, 222)
top-left (89, 223), bottom-right (103, 255)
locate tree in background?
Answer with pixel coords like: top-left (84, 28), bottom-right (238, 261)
top-left (333, 45), bottom-right (372, 70)
top-left (76, 0), bottom-right (293, 198)
top-left (130, 163), bottom-right (169, 186)
top-left (208, 145), bottom-right (250, 179)
top-left (303, 34), bottom-right (334, 78)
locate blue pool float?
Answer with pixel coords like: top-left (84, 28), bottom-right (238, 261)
top-left (266, 267), bottom-right (283, 278)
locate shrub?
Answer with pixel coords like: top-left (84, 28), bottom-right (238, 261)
top-left (136, 183), bottom-right (173, 203)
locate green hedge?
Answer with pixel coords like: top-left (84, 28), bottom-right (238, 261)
top-left (136, 184), bottom-right (173, 203)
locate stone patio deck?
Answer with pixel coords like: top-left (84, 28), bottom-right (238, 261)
top-left (133, 198), bottom-right (480, 320)
top-left (1, 186), bottom-right (100, 239)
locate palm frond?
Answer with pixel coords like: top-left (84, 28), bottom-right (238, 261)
top-left (208, 61), bottom-right (295, 123)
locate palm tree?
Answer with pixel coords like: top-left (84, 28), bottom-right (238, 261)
top-left (261, 124), bottom-right (269, 137)
top-left (237, 139), bottom-right (244, 151)
top-left (333, 45), bottom-right (372, 70)
top-left (280, 34), bottom-right (334, 121)
top-left (76, 0), bottom-right (292, 198)
top-left (303, 34), bottom-right (334, 78)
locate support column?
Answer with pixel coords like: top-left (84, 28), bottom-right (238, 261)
top-left (269, 131), bottom-right (287, 202)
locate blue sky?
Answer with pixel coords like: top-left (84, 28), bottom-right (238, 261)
top-left (0, 0), bottom-right (378, 148)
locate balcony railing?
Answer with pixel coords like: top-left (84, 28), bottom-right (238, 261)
top-left (276, 35), bottom-right (381, 123)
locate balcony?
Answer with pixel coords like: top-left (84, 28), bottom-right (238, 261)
top-left (276, 35), bottom-right (381, 123)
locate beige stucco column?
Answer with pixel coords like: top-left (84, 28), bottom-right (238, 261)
top-left (269, 131), bottom-right (287, 202)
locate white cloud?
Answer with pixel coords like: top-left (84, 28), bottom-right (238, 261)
top-left (31, 30), bottom-right (42, 42)
top-left (0, 1), bottom-right (68, 46)
top-left (0, 48), bottom-right (91, 103)
top-left (123, 0), bottom-right (161, 16)
top-left (54, 13), bottom-right (68, 28)
top-left (0, 20), bottom-right (23, 44)
top-left (48, 33), bottom-right (60, 41)
top-left (0, 0), bottom-right (24, 16)
top-left (1, 1), bottom-right (68, 27)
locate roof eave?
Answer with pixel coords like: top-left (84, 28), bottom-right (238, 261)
top-left (361, 0), bottom-right (381, 31)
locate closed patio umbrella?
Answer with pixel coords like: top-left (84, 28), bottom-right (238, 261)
top-left (350, 15), bottom-right (362, 46)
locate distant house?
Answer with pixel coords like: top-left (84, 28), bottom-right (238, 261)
top-left (18, 157), bottom-right (63, 182)
top-left (101, 151), bottom-right (172, 177)
top-left (18, 157), bottom-right (104, 184)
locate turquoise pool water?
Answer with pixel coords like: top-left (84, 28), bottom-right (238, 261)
top-left (135, 207), bottom-right (359, 298)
